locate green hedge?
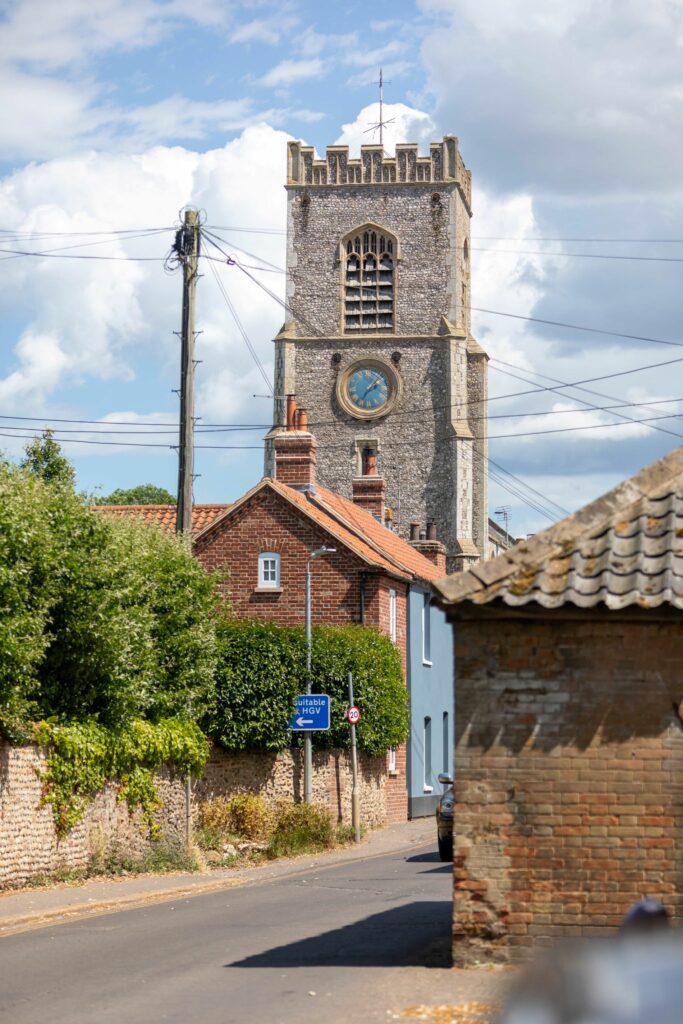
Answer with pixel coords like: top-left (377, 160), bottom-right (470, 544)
top-left (205, 620), bottom-right (409, 756)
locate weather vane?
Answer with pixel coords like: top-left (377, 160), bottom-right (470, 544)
top-left (364, 67), bottom-right (395, 149)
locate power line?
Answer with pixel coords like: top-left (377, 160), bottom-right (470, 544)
top-left (474, 236), bottom-right (683, 244)
top-left (204, 244), bottom-right (273, 394)
top-left (204, 226), bottom-right (683, 245)
top-left (0, 246), bottom-right (166, 262)
top-left (472, 307), bottom-right (683, 349)
top-left (202, 228), bottom-right (285, 273)
top-left (489, 359), bottom-right (683, 442)
top-left (4, 411), bottom-right (681, 451)
top-left (472, 246), bottom-right (683, 263)
top-left (0, 229), bottom-right (171, 263)
top-left (0, 226), bottom-right (172, 238)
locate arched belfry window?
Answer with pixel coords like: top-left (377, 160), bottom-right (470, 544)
top-left (343, 226), bottom-right (396, 332)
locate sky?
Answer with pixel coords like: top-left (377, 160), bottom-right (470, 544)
top-left (1, 0), bottom-right (683, 538)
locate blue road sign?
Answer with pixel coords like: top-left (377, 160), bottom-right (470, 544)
top-left (288, 694), bottom-right (330, 731)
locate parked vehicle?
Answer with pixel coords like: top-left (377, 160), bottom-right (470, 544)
top-left (436, 772), bottom-right (454, 861)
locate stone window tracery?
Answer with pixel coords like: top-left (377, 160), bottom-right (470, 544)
top-left (343, 227), bottom-right (395, 332)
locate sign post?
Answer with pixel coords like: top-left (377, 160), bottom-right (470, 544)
top-left (347, 672), bottom-right (361, 844)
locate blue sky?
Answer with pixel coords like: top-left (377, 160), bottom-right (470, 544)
top-left (1, 0), bottom-right (683, 537)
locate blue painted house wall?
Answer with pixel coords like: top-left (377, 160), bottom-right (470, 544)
top-left (406, 585), bottom-right (454, 818)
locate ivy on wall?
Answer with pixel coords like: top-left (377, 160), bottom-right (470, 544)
top-left (34, 719), bottom-right (209, 837)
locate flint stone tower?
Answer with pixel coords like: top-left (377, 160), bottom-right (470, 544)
top-left (265, 136), bottom-right (488, 571)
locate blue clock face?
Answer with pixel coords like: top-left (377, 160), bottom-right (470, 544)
top-left (346, 366), bottom-right (390, 414)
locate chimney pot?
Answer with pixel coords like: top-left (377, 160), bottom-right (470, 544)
top-left (426, 521), bottom-right (437, 541)
top-left (298, 407), bottom-right (308, 431)
top-left (409, 521), bottom-right (420, 541)
top-left (286, 394), bottom-right (296, 431)
top-left (420, 530), bottom-right (427, 541)
top-left (362, 448), bottom-right (378, 476)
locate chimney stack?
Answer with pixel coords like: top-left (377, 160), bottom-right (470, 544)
top-left (274, 398), bottom-right (317, 492)
top-left (409, 520), bottom-right (447, 574)
top-left (352, 447), bottom-right (386, 521)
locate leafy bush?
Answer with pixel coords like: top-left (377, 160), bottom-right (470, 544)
top-left (311, 625), bottom-right (409, 755)
top-left (267, 802), bottom-right (334, 858)
top-left (225, 793), bottom-right (273, 840)
top-left (197, 796), bottom-right (233, 846)
top-left (206, 620), bottom-right (303, 751)
top-left (205, 621), bottom-right (409, 757)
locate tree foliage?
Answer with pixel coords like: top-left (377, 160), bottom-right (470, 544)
top-left (0, 443), bottom-right (221, 737)
top-left (20, 430), bottom-right (75, 489)
top-left (94, 484), bottom-right (176, 506)
top-left (205, 620), bottom-right (409, 756)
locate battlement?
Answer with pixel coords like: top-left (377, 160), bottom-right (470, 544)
top-left (287, 136), bottom-right (471, 208)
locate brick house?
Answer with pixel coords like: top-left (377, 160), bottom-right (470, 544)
top-left (98, 425), bottom-right (454, 822)
top-left (433, 446), bottom-right (683, 964)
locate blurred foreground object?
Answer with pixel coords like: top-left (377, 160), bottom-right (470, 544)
top-left (501, 932), bottom-right (683, 1024)
top-left (620, 898), bottom-right (670, 933)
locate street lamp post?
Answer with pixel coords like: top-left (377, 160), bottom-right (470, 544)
top-left (304, 545), bottom-right (336, 803)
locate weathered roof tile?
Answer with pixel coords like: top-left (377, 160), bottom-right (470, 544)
top-left (434, 445), bottom-right (683, 613)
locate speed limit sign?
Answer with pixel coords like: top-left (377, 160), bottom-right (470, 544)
top-left (346, 705), bottom-right (361, 725)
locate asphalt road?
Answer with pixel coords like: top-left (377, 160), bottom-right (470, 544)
top-left (0, 842), bottom-right (472, 1024)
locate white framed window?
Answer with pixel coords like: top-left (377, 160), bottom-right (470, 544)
top-left (388, 746), bottom-right (397, 772)
top-left (258, 552), bottom-right (280, 589)
top-left (422, 592), bottom-right (432, 665)
top-left (389, 588), bottom-right (397, 642)
top-left (424, 717), bottom-right (432, 791)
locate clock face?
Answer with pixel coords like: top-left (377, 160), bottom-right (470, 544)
top-left (345, 366), bottom-right (390, 414)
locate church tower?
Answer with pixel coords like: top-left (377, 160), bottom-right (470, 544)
top-left (265, 136), bottom-right (488, 571)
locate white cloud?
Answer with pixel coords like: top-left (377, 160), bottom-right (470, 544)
top-left (418, 0), bottom-right (683, 195)
top-left (0, 0), bottom-right (227, 70)
top-left (258, 58), bottom-right (325, 89)
top-left (335, 102), bottom-right (435, 154)
top-left (0, 124), bottom-right (290, 424)
top-left (343, 39), bottom-right (408, 68)
top-left (230, 18), bottom-right (282, 46)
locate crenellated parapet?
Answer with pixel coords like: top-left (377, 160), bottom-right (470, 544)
top-left (287, 136), bottom-right (472, 208)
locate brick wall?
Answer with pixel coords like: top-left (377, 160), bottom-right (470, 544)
top-left (196, 746), bottom-right (390, 829)
top-left (0, 742), bottom-right (186, 889)
top-left (0, 740), bottom-right (399, 888)
top-left (195, 488), bottom-right (364, 629)
top-left (450, 614), bottom-right (683, 965)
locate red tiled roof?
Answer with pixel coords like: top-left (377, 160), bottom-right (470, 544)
top-left (312, 486), bottom-right (444, 583)
top-left (267, 480), bottom-right (410, 578)
top-left (93, 503), bottom-right (229, 536)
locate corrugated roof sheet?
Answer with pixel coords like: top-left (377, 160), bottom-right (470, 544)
top-left (434, 445), bottom-right (683, 612)
top-left (94, 503), bottom-right (229, 536)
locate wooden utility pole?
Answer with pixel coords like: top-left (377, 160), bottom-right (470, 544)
top-left (176, 208), bottom-right (200, 536)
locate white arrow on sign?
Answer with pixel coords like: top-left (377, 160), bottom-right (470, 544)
top-left (296, 717), bottom-right (314, 727)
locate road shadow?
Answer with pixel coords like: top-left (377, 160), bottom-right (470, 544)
top-left (405, 851), bottom-right (441, 863)
top-left (227, 900), bottom-right (452, 969)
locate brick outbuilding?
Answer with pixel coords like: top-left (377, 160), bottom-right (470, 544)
top-left (433, 446), bottom-right (683, 964)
